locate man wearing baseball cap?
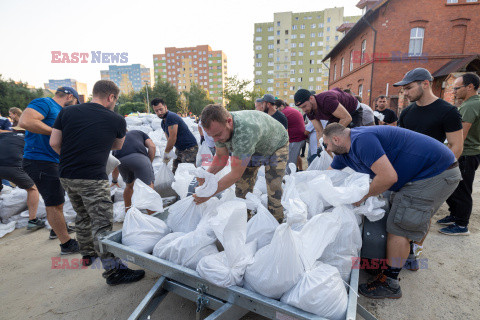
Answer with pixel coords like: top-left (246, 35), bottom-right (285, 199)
top-left (18, 86), bottom-right (80, 254)
top-left (257, 94), bottom-right (288, 129)
top-left (294, 88), bottom-right (364, 152)
top-left (393, 68), bottom-right (463, 266)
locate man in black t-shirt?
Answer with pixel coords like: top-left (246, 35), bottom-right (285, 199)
top-left (393, 68), bottom-right (463, 264)
top-left (258, 94), bottom-right (288, 129)
top-left (374, 95), bottom-right (398, 126)
top-left (50, 80), bottom-right (145, 286)
top-left (112, 130), bottom-right (156, 211)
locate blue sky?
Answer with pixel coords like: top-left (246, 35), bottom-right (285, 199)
top-left (0, 0), bottom-right (362, 93)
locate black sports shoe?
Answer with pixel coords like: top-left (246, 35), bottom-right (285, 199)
top-left (60, 239), bottom-right (80, 255)
top-left (49, 224), bottom-right (76, 240)
top-left (27, 219), bottom-right (46, 231)
top-left (82, 254), bottom-right (98, 267)
top-left (437, 215), bottom-right (456, 226)
top-left (106, 268), bottom-right (145, 286)
top-left (359, 273), bottom-right (402, 299)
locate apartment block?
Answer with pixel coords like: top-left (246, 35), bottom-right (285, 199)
top-left (153, 45), bottom-right (227, 105)
top-left (44, 79), bottom-right (88, 102)
top-left (253, 8), bottom-right (361, 103)
top-left (100, 64), bottom-right (153, 95)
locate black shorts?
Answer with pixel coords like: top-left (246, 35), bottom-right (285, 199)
top-left (0, 166), bottom-right (35, 189)
top-left (22, 159), bottom-right (65, 206)
top-left (118, 153), bottom-right (154, 185)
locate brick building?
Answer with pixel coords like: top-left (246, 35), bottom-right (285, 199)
top-left (322, 0), bottom-right (480, 113)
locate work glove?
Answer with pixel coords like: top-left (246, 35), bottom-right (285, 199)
top-left (316, 146), bottom-right (323, 157)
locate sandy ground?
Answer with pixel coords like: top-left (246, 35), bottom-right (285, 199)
top-left (1, 179), bottom-right (479, 320)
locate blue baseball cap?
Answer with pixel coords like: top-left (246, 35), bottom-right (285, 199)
top-left (56, 86), bottom-right (80, 103)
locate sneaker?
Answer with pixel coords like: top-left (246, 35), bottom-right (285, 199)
top-left (404, 253), bottom-right (419, 271)
top-left (82, 254), bottom-right (98, 267)
top-left (60, 239), bottom-right (80, 255)
top-left (359, 273), bottom-right (402, 299)
top-left (439, 223), bottom-right (470, 236)
top-left (27, 219), bottom-right (46, 231)
top-left (106, 268), bottom-right (145, 286)
top-left (49, 224), bottom-right (76, 240)
top-left (437, 215), bottom-right (456, 226)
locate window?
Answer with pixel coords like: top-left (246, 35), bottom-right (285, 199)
top-left (335, 36), bottom-right (339, 41)
top-left (268, 35), bottom-right (274, 40)
top-left (255, 36), bottom-right (262, 41)
top-left (255, 45), bottom-right (262, 50)
top-left (327, 17), bottom-right (331, 23)
top-left (333, 64), bottom-right (337, 80)
top-left (291, 60), bottom-right (296, 65)
top-left (318, 32), bottom-right (323, 37)
top-left (292, 34), bottom-right (297, 39)
top-left (268, 53), bottom-right (273, 58)
top-left (268, 26), bottom-right (273, 31)
top-left (310, 42), bottom-right (315, 47)
top-left (256, 27), bottom-right (262, 32)
top-left (298, 60), bottom-right (303, 65)
top-left (311, 33), bottom-right (316, 37)
top-left (341, 58), bottom-right (344, 77)
top-left (300, 34), bottom-right (305, 38)
top-left (277, 21), bottom-right (280, 26)
top-left (285, 30), bottom-right (289, 35)
top-left (327, 27), bottom-right (330, 32)
top-left (311, 24), bottom-right (316, 28)
top-left (291, 52), bottom-right (296, 56)
top-left (256, 53), bottom-right (262, 59)
top-left (299, 52), bottom-right (304, 56)
top-left (446, 0), bottom-right (458, 2)
top-left (301, 24), bottom-right (305, 29)
top-left (268, 44), bottom-right (274, 49)
top-left (309, 69), bottom-right (314, 73)
top-left (326, 36), bottom-right (330, 41)
top-left (466, 0), bottom-right (478, 2)
top-left (299, 42), bottom-right (304, 47)
top-left (358, 84), bottom-right (363, 98)
top-left (277, 30), bottom-right (280, 35)
top-left (409, 27), bottom-right (425, 56)
top-left (268, 79), bottom-right (274, 83)
top-left (285, 39), bottom-right (289, 44)
top-left (310, 50), bottom-right (315, 55)
top-left (361, 40), bottom-right (367, 64)
top-left (309, 77), bottom-right (314, 82)
top-left (292, 25), bottom-right (297, 30)
top-left (277, 39), bottom-right (280, 44)
top-left (255, 62), bottom-right (262, 67)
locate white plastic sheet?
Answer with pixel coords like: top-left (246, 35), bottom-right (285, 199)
top-left (122, 207), bottom-right (170, 253)
top-left (281, 175), bottom-right (307, 230)
top-left (0, 221), bottom-right (16, 238)
top-left (353, 196), bottom-right (386, 222)
top-left (313, 171), bottom-right (370, 207)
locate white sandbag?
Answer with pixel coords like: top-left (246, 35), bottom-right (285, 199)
top-left (0, 185), bottom-right (13, 194)
top-left (154, 163), bottom-right (177, 197)
top-left (131, 179), bottom-right (163, 213)
top-left (243, 224), bottom-right (304, 299)
top-left (153, 228), bottom-right (218, 270)
top-left (196, 142), bottom-right (213, 167)
top-left (194, 168), bottom-right (218, 198)
top-left (151, 118), bottom-right (163, 131)
top-left (125, 117), bottom-right (142, 126)
top-left (6, 213), bottom-right (28, 229)
top-left (171, 163), bottom-right (196, 199)
top-left (63, 197), bottom-right (77, 223)
top-left (149, 129), bottom-right (165, 146)
top-left (281, 262), bottom-right (348, 320)
top-left (0, 221), bottom-right (16, 238)
top-left (0, 188), bottom-right (27, 222)
top-left (320, 206), bottom-right (362, 282)
top-left (306, 143), bottom-right (332, 171)
top-left (314, 171), bottom-right (370, 207)
top-left (253, 174), bottom-right (267, 194)
top-left (373, 111), bottom-right (385, 122)
top-left (113, 201), bottom-right (125, 222)
top-left (295, 181), bottom-right (325, 219)
top-left (353, 196), bottom-right (386, 222)
top-left (245, 193), bottom-right (279, 250)
top-left (106, 154), bottom-right (121, 176)
top-left (281, 175), bottom-right (307, 230)
top-left (166, 196), bottom-right (203, 233)
top-left (122, 207), bottom-right (170, 253)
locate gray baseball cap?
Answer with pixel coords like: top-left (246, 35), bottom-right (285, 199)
top-left (258, 94), bottom-right (276, 104)
top-left (393, 68), bottom-right (433, 87)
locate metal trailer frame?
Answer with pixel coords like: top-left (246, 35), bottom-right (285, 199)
top-left (99, 211), bottom-right (377, 320)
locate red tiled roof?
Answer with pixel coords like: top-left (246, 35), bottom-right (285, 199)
top-left (337, 23), bottom-right (356, 32)
top-left (356, 0), bottom-right (379, 9)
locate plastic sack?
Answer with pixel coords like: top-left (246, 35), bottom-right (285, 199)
top-left (243, 224), bottom-right (304, 299)
top-left (245, 193), bottom-right (279, 250)
top-left (281, 262), bottom-right (348, 320)
top-left (373, 111), bottom-right (385, 122)
top-left (253, 174), bottom-right (267, 194)
top-left (0, 221), bottom-right (16, 238)
top-left (154, 163), bottom-right (177, 197)
top-left (131, 179), bottom-right (164, 213)
top-left (153, 229), bottom-right (218, 270)
top-left (106, 154), bottom-right (120, 175)
top-left (196, 142), bottom-right (214, 167)
top-left (281, 175), bottom-right (307, 230)
top-left (151, 118), bottom-right (163, 131)
top-left (320, 206), bottom-right (362, 282)
top-left (166, 196), bottom-right (203, 233)
top-left (122, 207), bottom-right (170, 253)
top-left (353, 196), bottom-right (386, 222)
top-left (0, 188), bottom-right (27, 223)
top-left (113, 201), bottom-right (125, 222)
top-left (171, 163), bottom-right (196, 199)
top-left (194, 168), bottom-right (218, 198)
top-left (314, 171), bottom-right (370, 207)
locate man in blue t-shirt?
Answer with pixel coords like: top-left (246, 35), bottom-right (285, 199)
top-left (0, 112), bottom-right (12, 132)
top-left (323, 123), bottom-right (461, 300)
top-left (19, 86), bottom-right (80, 254)
top-left (151, 98), bottom-right (198, 174)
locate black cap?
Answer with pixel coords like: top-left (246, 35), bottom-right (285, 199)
top-left (294, 89), bottom-right (313, 106)
top-left (258, 94), bottom-right (276, 104)
top-left (393, 68), bottom-right (433, 87)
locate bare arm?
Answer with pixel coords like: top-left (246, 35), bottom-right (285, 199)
top-left (49, 128), bottom-right (62, 154)
top-left (462, 122), bottom-right (473, 142)
top-left (353, 154), bottom-right (398, 206)
top-left (165, 124), bottom-right (178, 153)
top-left (144, 138), bottom-right (156, 162)
top-left (445, 129), bottom-right (464, 159)
top-left (111, 167), bottom-right (120, 187)
top-left (311, 119), bottom-right (324, 143)
top-left (206, 146), bottom-right (229, 175)
top-left (111, 136), bottom-right (125, 150)
top-left (19, 108), bottom-right (52, 135)
top-left (332, 103), bottom-right (353, 128)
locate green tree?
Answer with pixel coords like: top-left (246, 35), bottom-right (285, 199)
top-left (151, 78), bottom-right (180, 113)
top-left (0, 75), bottom-right (46, 116)
top-left (118, 102), bottom-right (147, 116)
top-left (183, 83), bottom-right (214, 116)
top-left (223, 76), bottom-right (264, 111)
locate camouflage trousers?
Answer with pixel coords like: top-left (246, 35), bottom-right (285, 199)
top-left (60, 178), bottom-right (117, 265)
top-left (235, 143), bottom-right (288, 223)
top-left (173, 145), bottom-right (199, 174)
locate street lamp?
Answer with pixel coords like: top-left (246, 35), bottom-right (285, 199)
top-left (145, 80), bottom-right (150, 114)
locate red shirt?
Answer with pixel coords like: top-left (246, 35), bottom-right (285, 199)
top-left (281, 106), bottom-right (306, 142)
top-left (307, 88), bottom-right (358, 123)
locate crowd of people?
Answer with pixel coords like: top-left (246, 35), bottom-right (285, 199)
top-left (0, 67), bottom-right (479, 299)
